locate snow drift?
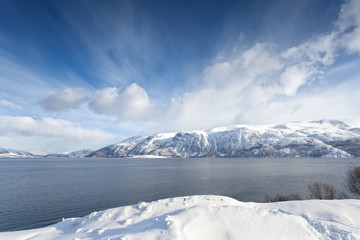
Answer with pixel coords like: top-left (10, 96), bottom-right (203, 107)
top-left (1, 195), bottom-right (359, 240)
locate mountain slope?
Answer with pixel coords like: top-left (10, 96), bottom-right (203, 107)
top-left (0, 148), bottom-right (94, 158)
top-left (88, 120), bottom-right (360, 158)
top-left (0, 147), bottom-right (40, 158)
top-left (44, 149), bottom-right (94, 158)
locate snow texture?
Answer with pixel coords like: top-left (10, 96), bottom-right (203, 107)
top-left (0, 147), bottom-right (39, 158)
top-left (0, 148), bottom-right (94, 158)
top-left (89, 120), bottom-right (360, 158)
top-left (1, 195), bottom-right (359, 240)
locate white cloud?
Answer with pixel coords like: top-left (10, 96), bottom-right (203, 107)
top-left (279, 65), bottom-right (311, 96)
top-left (282, 33), bottom-right (338, 66)
top-left (239, 80), bottom-right (360, 125)
top-left (337, 0), bottom-right (360, 54)
top-left (2, 0), bottom-right (359, 150)
top-left (337, 0), bottom-right (360, 30)
top-left (88, 83), bottom-right (161, 120)
top-left (344, 117), bottom-right (360, 128)
top-left (165, 88), bottom-right (241, 130)
top-left (161, 42), bottom-right (315, 130)
top-left (0, 99), bottom-right (21, 109)
top-left (241, 43), bottom-right (283, 78)
top-left (162, 76), bottom-right (360, 132)
top-left (71, 0), bottom-right (360, 135)
top-left (155, 0), bottom-right (360, 132)
top-left (0, 116), bottom-right (115, 152)
top-left (203, 62), bottom-right (232, 87)
top-left (203, 43), bottom-right (283, 89)
top-left (341, 26), bottom-right (360, 54)
top-left (39, 87), bottom-right (88, 112)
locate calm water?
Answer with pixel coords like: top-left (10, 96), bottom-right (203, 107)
top-left (0, 157), bottom-right (359, 231)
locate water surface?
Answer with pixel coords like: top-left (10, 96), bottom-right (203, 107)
top-left (0, 157), bottom-right (359, 231)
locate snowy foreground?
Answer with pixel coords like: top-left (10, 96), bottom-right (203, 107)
top-left (1, 196), bottom-right (360, 240)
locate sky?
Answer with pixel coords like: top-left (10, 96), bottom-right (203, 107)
top-left (0, 0), bottom-right (360, 152)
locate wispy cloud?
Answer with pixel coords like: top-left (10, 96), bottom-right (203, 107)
top-left (337, 0), bottom-right (360, 54)
top-left (53, 1), bottom-right (163, 89)
top-left (156, 0), bottom-right (360, 131)
top-left (75, 0), bottom-right (360, 132)
top-left (0, 99), bottom-right (21, 110)
top-left (0, 51), bottom-right (53, 98)
top-left (1, 0), bottom-right (360, 152)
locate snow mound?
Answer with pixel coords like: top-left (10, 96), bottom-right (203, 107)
top-left (1, 195), bottom-right (360, 240)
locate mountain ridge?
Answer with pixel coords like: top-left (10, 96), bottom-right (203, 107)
top-left (0, 147), bottom-right (39, 158)
top-left (0, 148), bottom-right (93, 158)
top-left (44, 149), bottom-right (94, 158)
top-left (2, 120), bottom-right (359, 158)
top-left (88, 119), bottom-right (360, 158)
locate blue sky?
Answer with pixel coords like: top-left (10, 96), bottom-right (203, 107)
top-left (0, 0), bottom-right (360, 152)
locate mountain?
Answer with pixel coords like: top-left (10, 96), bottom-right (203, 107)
top-left (0, 147), bottom-right (41, 158)
top-left (0, 148), bottom-right (93, 158)
top-left (45, 149), bottom-right (94, 158)
top-left (88, 120), bottom-right (360, 158)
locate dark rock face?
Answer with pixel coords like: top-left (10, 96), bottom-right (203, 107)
top-left (327, 139), bottom-right (360, 157)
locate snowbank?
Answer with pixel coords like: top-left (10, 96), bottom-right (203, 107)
top-left (1, 195), bottom-right (360, 240)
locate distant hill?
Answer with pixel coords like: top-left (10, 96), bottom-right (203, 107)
top-left (0, 148), bottom-right (93, 158)
top-left (44, 149), bottom-right (94, 158)
top-left (0, 147), bottom-right (41, 158)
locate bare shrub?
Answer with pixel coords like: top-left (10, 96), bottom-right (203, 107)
top-left (308, 181), bottom-right (349, 200)
top-left (264, 181), bottom-right (349, 202)
top-left (323, 183), bottom-right (335, 199)
top-left (308, 181), bottom-right (323, 199)
top-left (264, 193), bottom-right (302, 202)
top-left (347, 166), bottom-right (360, 197)
top-left (337, 191), bottom-right (349, 199)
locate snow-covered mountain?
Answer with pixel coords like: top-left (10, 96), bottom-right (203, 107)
top-left (0, 148), bottom-right (93, 158)
top-left (45, 149), bottom-right (94, 158)
top-left (0, 147), bottom-right (41, 158)
top-left (88, 120), bottom-right (360, 158)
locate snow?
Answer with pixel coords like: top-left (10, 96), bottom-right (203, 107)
top-left (2, 119), bottom-right (360, 158)
top-left (45, 149), bottom-right (94, 158)
top-left (2, 195), bottom-right (359, 240)
top-left (126, 155), bottom-right (169, 158)
top-left (0, 147), bottom-right (40, 158)
top-left (0, 148), bottom-right (93, 158)
top-left (89, 119), bottom-right (360, 158)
